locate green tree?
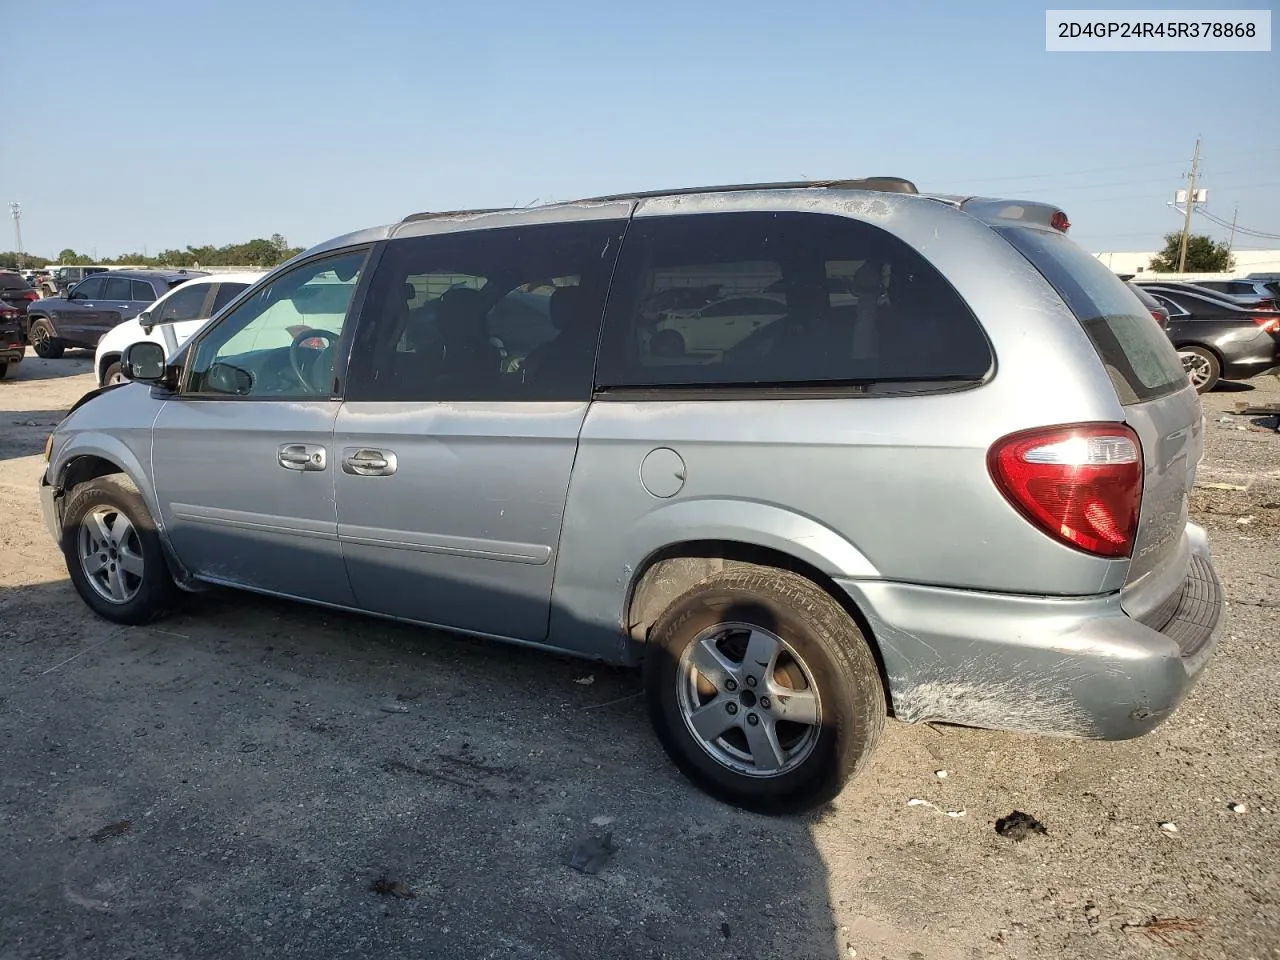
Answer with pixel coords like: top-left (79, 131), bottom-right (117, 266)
top-left (1149, 232), bottom-right (1235, 273)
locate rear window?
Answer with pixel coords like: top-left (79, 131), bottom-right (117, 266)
top-left (998, 228), bottom-right (1187, 404)
top-left (0, 273), bottom-right (32, 291)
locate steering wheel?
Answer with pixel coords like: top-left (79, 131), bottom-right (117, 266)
top-left (289, 328), bottom-right (340, 393)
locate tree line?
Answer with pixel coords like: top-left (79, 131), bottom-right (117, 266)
top-left (0, 234), bottom-right (305, 271)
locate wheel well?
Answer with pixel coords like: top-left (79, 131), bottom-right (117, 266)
top-left (1175, 341), bottom-right (1221, 363)
top-left (61, 455), bottom-right (125, 494)
top-left (625, 539), bottom-right (892, 707)
top-left (98, 351), bottom-right (120, 381)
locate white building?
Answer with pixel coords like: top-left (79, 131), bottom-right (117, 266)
top-left (1092, 248), bottom-right (1280, 280)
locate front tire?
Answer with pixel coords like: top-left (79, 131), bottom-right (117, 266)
top-left (0, 361), bottom-right (7, 380)
top-left (61, 476), bottom-right (176, 625)
top-left (643, 569), bottom-right (885, 813)
top-left (30, 319), bottom-right (65, 359)
top-left (101, 361), bottom-right (124, 386)
top-left (1179, 345), bottom-right (1220, 393)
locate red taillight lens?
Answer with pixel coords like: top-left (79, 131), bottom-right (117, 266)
top-left (1050, 211), bottom-right (1071, 232)
top-left (23, 290), bottom-right (38, 300)
top-left (988, 423), bottom-right (1143, 559)
top-left (1150, 308), bottom-right (1169, 329)
top-left (1254, 316), bottom-right (1280, 334)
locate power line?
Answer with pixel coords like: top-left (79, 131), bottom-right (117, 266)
top-left (1197, 207), bottom-right (1280, 240)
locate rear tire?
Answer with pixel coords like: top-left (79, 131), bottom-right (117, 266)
top-left (643, 569), bottom-right (884, 814)
top-left (31, 319), bottom-right (65, 359)
top-left (61, 476), bottom-right (177, 625)
top-left (101, 361), bottom-right (124, 386)
top-left (1179, 345), bottom-right (1220, 393)
top-left (0, 362), bottom-right (7, 380)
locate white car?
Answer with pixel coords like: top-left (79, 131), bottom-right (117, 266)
top-left (94, 272), bottom-right (265, 386)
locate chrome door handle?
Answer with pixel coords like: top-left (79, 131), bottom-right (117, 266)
top-left (279, 443), bottom-right (327, 471)
top-left (341, 447), bottom-right (398, 477)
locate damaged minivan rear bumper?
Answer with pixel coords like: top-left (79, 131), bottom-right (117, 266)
top-left (835, 522), bottom-right (1224, 740)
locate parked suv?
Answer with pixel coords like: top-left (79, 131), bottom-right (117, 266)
top-left (94, 271), bottom-right (263, 385)
top-left (39, 265), bottom-right (109, 298)
top-left (38, 179), bottom-right (1224, 812)
top-left (25, 269), bottom-right (208, 358)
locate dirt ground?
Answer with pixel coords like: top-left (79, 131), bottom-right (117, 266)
top-left (1, 348), bottom-right (1277, 960)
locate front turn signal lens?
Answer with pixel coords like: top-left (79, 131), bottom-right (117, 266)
top-left (43, 434), bottom-right (54, 462)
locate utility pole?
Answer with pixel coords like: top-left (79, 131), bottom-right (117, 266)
top-left (8, 202), bottom-right (22, 268)
top-left (1227, 204), bottom-right (1238, 252)
top-left (1177, 137), bottom-right (1201, 273)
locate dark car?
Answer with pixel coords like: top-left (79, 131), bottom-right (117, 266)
top-left (24, 269), bottom-right (209, 359)
top-left (0, 271), bottom-right (41, 315)
top-left (1126, 281), bottom-right (1169, 329)
top-left (0, 302), bottom-right (24, 378)
top-left (1189, 278), bottom-right (1279, 310)
top-left (1140, 284), bottom-right (1280, 392)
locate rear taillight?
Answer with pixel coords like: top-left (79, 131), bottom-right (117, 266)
top-left (1150, 308), bottom-right (1169, 329)
top-left (988, 423), bottom-right (1143, 559)
top-left (1254, 316), bottom-right (1280, 334)
top-left (22, 291), bottom-right (38, 301)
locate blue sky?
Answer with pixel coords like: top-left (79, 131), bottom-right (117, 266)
top-left (2, 0), bottom-right (1276, 258)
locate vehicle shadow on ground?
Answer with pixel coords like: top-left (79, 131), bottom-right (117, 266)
top-left (5, 350), bottom-right (95, 382)
top-left (0, 409), bottom-right (72, 462)
top-left (1211, 380), bottom-right (1256, 393)
top-left (0, 575), bottom-right (845, 960)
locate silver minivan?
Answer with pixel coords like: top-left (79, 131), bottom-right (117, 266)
top-left (39, 178), bottom-right (1224, 812)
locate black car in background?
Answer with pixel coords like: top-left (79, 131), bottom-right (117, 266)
top-left (0, 272), bottom-right (41, 316)
top-left (24, 269), bottom-right (208, 358)
top-left (0, 302), bottom-right (24, 378)
top-left (1139, 282), bottom-right (1280, 393)
top-left (1126, 281), bottom-right (1169, 329)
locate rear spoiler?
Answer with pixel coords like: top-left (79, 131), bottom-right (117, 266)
top-left (959, 198), bottom-right (1071, 234)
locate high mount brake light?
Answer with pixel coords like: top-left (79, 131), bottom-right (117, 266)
top-left (988, 423), bottom-right (1143, 559)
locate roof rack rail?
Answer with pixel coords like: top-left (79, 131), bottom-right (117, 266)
top-left (575, 176), bottom-right (918, 204)
top-left (400, 207), bottom-right (515, 223)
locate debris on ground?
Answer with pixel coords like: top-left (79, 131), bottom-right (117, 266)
top-left (379, 703), bottom-right (410, 714)
top-left (1084, 902), bottom-right (1101, 933)
top-left (567, 831), bottom-right (617, 874)
top-left (907, 798), bottom-right (966, 818)
top-left (368, 875), bottom-right (416, 899)
top-left (574, 675), bottom-right (595, 685)
top-left (1160, 821), bottom-right (1179, 833)
top-left (89, 820), bottom-right (131, 842)
top-left (934, 769), bottom-right (948, 779)
top-left (720, 922), bottom-right (731, 939)
top-left (1231, 802), bottom-right (1248, 813)
top-left (590, 815), bottom-right (615, 827)
top-left (995, 810), bottom-right (1047, 840)
top-left (1120, 916), bottom-right (1204, 947)
top-left (1237, 516), bottom-right (1255, 525)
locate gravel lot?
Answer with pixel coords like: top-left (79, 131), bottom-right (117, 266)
top-left (1, 349), bottom-right (1277, 960)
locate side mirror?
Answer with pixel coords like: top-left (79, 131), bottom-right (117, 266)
top-left (138, 310), bottom-right (154, 334)
top-left (121, 341), bottom-right (166, 383)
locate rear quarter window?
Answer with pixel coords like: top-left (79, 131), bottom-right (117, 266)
top-left (997, 228), bottom-right (1187, 404)
top-left (597, 211), bottom-right (992, 392)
